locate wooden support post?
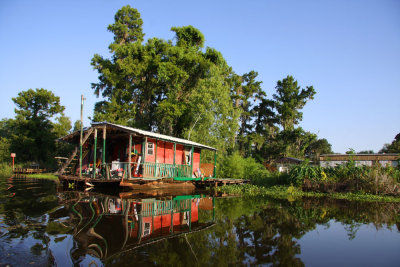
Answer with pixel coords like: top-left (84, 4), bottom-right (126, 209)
top-left (189, 199), bottom-right (192, 231)
top-left (143, 137), bottom-right (147, 163)
top-left (77, 127), bottom-right (93, 178)
top-left (128, 134), bottom-right (132, 179)
top-left (173, 143), bottom-right (176, 177)
top-left (102, 126), bottom-right (106, 165)
top-left (190, 146), bottom-right (194, 178)
top-left (212, 197), bottom-right (215, 222)
top-left (155, 139), bottom-right (158, 177)
top-left (213, 150), bottom-right (217, 178)
top-left (79, 95), bottom-right (84, 178)
top-left (93, 128), bottom-right (97, 179)
top-left (170, 200), bottom-right (174, 233)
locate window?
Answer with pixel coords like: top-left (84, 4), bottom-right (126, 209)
top-left (147, 142), bottom-right (154, 155)
top-left (143, 222), bottom-right (151, 236)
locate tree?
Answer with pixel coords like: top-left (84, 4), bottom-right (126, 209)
top-left (305, 138), bottom-right (333, 161)
top-left (379, 133), bottom-right (400, 153)
top-left (91, 5), bottom-right (239, 154)
top-left (272, 75), bottom-right (315, 131)
top-left (73, 120), bottom-right (82, 132)
top-left (53, 115), bottom-right (71, 138)
top-left (0, 119), bottom-right (12, 162)
top-left (10, 88), bottom-right (65, 164)
top-left (358, 150), bottom-right (374, 154)
top-left (233, 71), bottom-right (265, 155)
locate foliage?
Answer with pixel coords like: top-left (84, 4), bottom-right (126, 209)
top-left (72, 120), bottom-right (82, 132)
top-left (289, 165), bottom-right (329, 186)
top-left (287, 162), bottom-right (400, 196)
top-left (379, 132), bottom-right (400, 153)
top-left (217, 152), bottom-right (269, 180)
top-left (272, 75), bottom-right (316, 131)
top-left (0, 162), bottom-right (18, 177)
top-left (4, 88), bottom-right (70, 168)
top-left (217, 184), bottom-right (400, 202)
top-left (305, 138), bottom-right (333, 161)
top-left (26, 173), bottom-right (59, 181)
top-left (91, 5), bottom-right (239, 154)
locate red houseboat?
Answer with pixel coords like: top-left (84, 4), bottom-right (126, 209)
top-left (57, 122), bottom-right (217, 189)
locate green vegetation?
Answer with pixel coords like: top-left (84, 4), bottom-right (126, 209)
top-left (380, 133), bottom-right (400, 153)
top-left (0, 5), bottom-right (398, 177)
top-left (217, 184), bottom-right (400, 203)
top-left (288, 162), bottom-right (400, 196)
top-left (26, 173), bottom-right (59, 181)
top-left (0, 89), bottom-right (73, 170)
top-left (0, 162), bottom-right (15, 177)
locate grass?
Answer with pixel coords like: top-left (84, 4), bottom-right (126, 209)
top-left (216, 184), bottom-right (400, 203)
top-left (26, 173), bottom-right (59, 181)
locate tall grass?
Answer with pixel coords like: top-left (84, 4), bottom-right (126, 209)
top-left (0, 162), bottom-right (15, 177)
top-left (288, 162), bottom-right (400, 196)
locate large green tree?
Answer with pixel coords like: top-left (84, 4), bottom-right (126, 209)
top-left (251, 76), bottom-right (317, 160)
top-left (91, 5), bottom-right (239, 153)
top-left (272, 75), bottom-right (316, 131)
top-left (10, 88), bottom-right (67, 164)
top-left (379, 133), bottom-right (400, 153)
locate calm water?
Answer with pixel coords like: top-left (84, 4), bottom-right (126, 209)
top-left (0, 176), bottom-right (399, 266)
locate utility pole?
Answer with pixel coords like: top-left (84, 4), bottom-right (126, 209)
top-left (79, 95), bottom-right (85, 178)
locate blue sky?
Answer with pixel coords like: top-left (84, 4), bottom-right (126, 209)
top-left (0, 0), bottom-right (399, 153)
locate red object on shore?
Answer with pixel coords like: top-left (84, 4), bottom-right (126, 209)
top-left (11, 153), bottom-right (16, 170)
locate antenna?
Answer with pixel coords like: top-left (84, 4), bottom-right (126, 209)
top-left (79, 95), bottom-right (86, 178)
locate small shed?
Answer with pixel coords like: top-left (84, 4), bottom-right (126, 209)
top-left (275, 157), bottom-right (304, 173)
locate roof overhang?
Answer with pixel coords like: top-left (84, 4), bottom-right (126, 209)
top-left (59, 122), bottom-right (217, 151)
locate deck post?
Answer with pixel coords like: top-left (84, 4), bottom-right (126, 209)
top-left (128, 134), bottom-right (132, 179)
top-left (190, 146), bottom-right (194, 178)
top-left (142, 137), bottom-right (147, 176)
top-left (93, 128), bottom-right (97, 179)
top-left (199, 149), bottom-right (201, 176)
top-left (213, 150), bottom-right (217, 178)
top-left (212, 197), bottom-right (215, 222)
top-left (79, 95), bottom-right (84, 178)
top-left (189, 199), bottom-right (192, 231)
top-left (173, 143), bottom-right (176, 177)
top-left (155, 138), bottom-right (158, 177)
top-left (102, 126), bottom-right (106, 166)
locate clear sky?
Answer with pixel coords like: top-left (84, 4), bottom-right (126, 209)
top-left (0, 0), bottom-right (399, 153)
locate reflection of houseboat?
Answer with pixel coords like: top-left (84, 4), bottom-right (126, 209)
top-left (57, 122), bottom-right (217, 189)
top-left (54, 193), bottom-right (215, 262)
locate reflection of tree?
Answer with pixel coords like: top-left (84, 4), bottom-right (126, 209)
top-left (3, 176), bottom-right (399, 266)
top-left (0, 177), bottom-right (60, 265)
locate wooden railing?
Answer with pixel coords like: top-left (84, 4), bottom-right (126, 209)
top-left (141, 199), bottom-right (192, 217)
top-left (143, 162), bottom-right (191, 179)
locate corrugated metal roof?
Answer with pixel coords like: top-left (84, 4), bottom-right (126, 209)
top-left (320, 153), bottom-right (399, 161)
top-left (91, 122), bottom-right (216, 151)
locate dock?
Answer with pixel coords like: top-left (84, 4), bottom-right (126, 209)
top-left (58, 175), bottom-right (248, 189)
top-left (194, 178), bottom-right (249, 188)
top-left (13, 168), bottom-right (46, 174)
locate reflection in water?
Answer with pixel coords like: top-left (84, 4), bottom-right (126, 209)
top-left (53, 191), bottom-right (215, 264)
top-left (1, 177), bottom-right (400, 266)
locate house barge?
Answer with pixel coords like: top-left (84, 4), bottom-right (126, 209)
top-left (58, 122), bottom-right (244, 189)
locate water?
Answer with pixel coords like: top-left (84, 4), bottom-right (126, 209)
top-left (1, 176), bottom-right (399, 266)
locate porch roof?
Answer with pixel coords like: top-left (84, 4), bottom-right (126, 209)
top-left (61, 122), bottom-right (217, 151)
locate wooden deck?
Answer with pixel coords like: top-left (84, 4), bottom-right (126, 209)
top-left (13, 168), bottom-right (46, 174)
top-left (194, 178), bottom-right (249, 188)
top-left (58, 175), bottom-right (249, 189)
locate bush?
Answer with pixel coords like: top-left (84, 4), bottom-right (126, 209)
top-left (288, 162), bottom-right (400, 196)
top-left (217, 152), bottom-right (269, 180)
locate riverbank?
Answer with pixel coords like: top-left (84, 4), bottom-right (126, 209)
top-left (216, 184), bottom-right (400, 203)
top-left (25, 173), bottom-right (58, 181)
